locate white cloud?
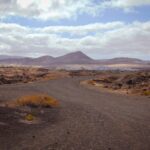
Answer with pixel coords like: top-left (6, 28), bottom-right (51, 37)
top-left (0, 0), bottom-right (100, 20)
top-left (0, 21), bottom-right (150, 59)
top-left (37, 22), bottom-right (124, 36)
top-left (0, 0), bottom-right (149, 20)
top-left (112, 0), bottom-right (150, 8)
top-left (102, 0), bottom-right (150, 11)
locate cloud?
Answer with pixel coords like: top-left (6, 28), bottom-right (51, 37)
top-left (0, 21), bottom-right (150, 59)
top-left (0, 0), bottom-right (100, 20)
top-left (112, 0), bottom-right (150, 8)
top-left (37, 22), bottom-right (124, 36)
top-left (102, 0), bottom-right (150, 11)
top-left (0, 0), bottom-right (149, 20)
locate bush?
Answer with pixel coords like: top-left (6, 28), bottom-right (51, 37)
top-left (142, 91), bottom-right (150, 96)
top-left (25, 114), bottom-right (35, 121)
top-left (15, 94), bottom-right (59, 108)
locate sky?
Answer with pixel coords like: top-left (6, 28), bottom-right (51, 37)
top-left (0, 0), bottom-right (150, 60)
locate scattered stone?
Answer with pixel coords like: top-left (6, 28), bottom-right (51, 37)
top-left (89, 71), bottom-right (150, 96)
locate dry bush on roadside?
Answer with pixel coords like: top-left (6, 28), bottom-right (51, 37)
top-left (142, 91), bottom-right (150, 96)
top-left (25, 114), bottom-right (35, 121)
top-left (14, 94), bottom-right (59, 108)
top-left (87, 80), bottom-right (96, 85)
top-left (16, 94), bottom-right (59, 107)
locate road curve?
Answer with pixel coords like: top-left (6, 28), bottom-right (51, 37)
top-left (0, 77), bottom-right (150, 150)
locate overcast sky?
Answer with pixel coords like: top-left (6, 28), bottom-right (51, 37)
top-left (0, 0), bottom-right (150, 60)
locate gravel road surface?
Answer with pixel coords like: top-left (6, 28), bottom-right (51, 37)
top-left (0, 77), bottom-right (150, 150)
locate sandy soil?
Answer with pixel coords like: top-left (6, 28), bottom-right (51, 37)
top-left (0, 77), bottom-right (150, 150)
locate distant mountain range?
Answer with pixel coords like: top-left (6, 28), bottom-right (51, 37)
top-left (97, 57), bottom-right (147, 64)
top-left (0, 51), bottom-right (149, 70)
top-left (0, 55), bottom-right (23, 60)
top-left (0, 51), bottom-right (93, 65)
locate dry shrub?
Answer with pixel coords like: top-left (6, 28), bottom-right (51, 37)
top-left (15, 94), bottom-right (59, 108)
top-left (25, 114), bottom-right (35, 121)
top-left (88, 80), bottom-right (95, 85)
top-left (142, 91), bottom-right (150, 96)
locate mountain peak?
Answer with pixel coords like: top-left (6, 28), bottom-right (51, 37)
top-left (63, 51), bottom-right (92, 59)
top-left (54, 51), bottom-right (93, 64)
top-left (72, 51), bottom-right (85, 55)
top-left (0, 52), bottom-right (148, 67)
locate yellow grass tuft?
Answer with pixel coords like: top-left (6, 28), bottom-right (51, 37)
top-left (142, 91), bottom-right (150, 96)
top-left (15, 94), bottom-right (59, 108)
top-left (25, 114), bottom-right (35, 121)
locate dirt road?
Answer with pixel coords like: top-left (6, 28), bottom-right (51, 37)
top-left (0, 77), bottom-right (150, 150)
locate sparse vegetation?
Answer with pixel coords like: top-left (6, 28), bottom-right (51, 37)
top-left (2, 94), bottom-right (59, 108)
top-left (15, 94), bottom-right (59, 108)
top-left (25, 114), bottom-right (35, 121)
top-left (142, 91), bottom-right (150, 96)
top-left (0, 66), bottom-right (69, 85)
top-left (87, 71), bottom-right (150, 96)
top-left (87, 80), bottom-right (95, 85)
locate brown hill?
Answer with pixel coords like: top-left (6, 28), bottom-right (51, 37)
top-left (53, 51), bottom-right (94, 64)
top-left (0, 51), bottom-right (149, 70)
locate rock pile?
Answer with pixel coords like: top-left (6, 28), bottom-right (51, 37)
top-left (0, 67), bottom-right (50, 84)
top-left (91, 71), bottom-right (150, 96)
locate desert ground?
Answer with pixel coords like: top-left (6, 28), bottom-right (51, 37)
top-left (83, 70), bottom-right (150, 96)
top-left (0, 67), bottom-right (150, 150)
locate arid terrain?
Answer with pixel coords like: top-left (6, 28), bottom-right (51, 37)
top-left (0, 66), bottom-right (69, 85)
top-left (0, 67), bottom-right (150, 150)
top-left (84, 70), bottom-right (150, 96)
top-left (0, 51), bottom-right (149, 70)
top-left (0, 0), bottom-right (150, 149)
